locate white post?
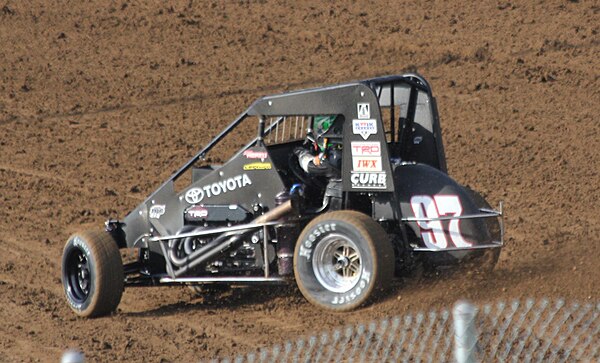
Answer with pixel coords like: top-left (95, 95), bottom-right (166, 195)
top-left (61, 350), bottom-right (85, 363)
top-left (453, 300), bottom-right (478, 363)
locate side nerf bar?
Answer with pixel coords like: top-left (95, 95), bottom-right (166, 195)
top-left (402, 202), bottom-right (504, 252)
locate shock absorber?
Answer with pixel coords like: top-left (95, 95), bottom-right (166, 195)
top-left (275, 192), bottom-right (294, 275)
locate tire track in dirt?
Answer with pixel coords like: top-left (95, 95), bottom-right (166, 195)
top-left (0, 77), bottom-right (324, 127)
top-left (0, 164), bottom-right (71, 185)
top-left (0, 164), bottom-right (144, 203)
top-left (3, 36), bottom-right (597, 128)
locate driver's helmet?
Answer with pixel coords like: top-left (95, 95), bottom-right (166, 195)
top-left (313, 115), bottom-right (336, 137)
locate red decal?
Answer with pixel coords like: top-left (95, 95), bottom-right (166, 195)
top-left (243, 150), bottom-right (268, 159)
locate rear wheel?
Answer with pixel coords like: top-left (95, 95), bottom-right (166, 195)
top-left (62, 230), bottom-right (124, 317)
top-left (293, 211), bottom-right (394, 311)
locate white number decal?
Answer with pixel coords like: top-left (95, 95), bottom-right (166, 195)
top-left (409, 195), bottom-right (471, 249)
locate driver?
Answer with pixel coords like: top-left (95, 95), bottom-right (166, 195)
top-left (294, 115), bottom-right (343, 179)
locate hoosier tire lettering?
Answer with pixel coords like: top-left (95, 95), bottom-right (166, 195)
top-left (331, 270), bottom-right (371, 305)
top-left (293, 211), bottom-right (394, 312)
top-left (298, 222), bottom-right (337, 260)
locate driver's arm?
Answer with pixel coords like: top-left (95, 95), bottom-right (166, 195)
top-left (294, 147), bottom-right (331, 176)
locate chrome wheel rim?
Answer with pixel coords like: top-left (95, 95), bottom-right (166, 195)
top-left (312, 234), bottom-right (362, 293)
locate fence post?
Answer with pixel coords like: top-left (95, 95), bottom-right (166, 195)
top-left (61, 350), bottom-right (85, 363)
top-left (453, 300), bottom-right (478, 363)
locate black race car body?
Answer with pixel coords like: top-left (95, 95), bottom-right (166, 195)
top-left (63, 73), bottom-right (503, 316)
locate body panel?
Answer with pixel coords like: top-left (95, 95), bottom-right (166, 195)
top-left (392, 163), bottom-right (494, 260)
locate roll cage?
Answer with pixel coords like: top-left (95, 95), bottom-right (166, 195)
top-left (144, 73), bottom-right (446, 203)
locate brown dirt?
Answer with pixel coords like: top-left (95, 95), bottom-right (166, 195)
top-left (0, 0), bottom-right (598, 362)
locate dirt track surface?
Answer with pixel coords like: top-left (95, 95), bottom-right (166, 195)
top-left (0, 1), bottom-right (598, 361)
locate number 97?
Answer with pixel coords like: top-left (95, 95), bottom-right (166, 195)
top-left (409, 195), bottom-right (471, 249)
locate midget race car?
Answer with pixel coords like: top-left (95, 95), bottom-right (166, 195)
top-left (61, 74), bottom-right (504, 317)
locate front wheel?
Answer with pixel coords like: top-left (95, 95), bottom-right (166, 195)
top-left (61, 230), bottom-right (124, 317)
top-left (293, 211), bottom-right (394, 311)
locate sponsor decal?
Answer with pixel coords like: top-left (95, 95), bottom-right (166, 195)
top-left (352, 156), bottom-right (382, 172)
top-left (357, 103), bottom-right (370, 119)
top-left (350, 172), bottom-right (387, 189)
top-left (149, 205), bottom-right (166, 219)
top-left (186, 205), bottom-right (208, 219)
top-left (351, 141), bottom-right (381, 156)
top-left (243, 162), bottom-right (272, 171)
top-left (352, 119), bottom-right (377, 140)
top-left (184, 174), bottom-right (252, 204)
top-left (243, 149), bottom-right (268, 159)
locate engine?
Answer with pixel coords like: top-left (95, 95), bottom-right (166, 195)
top-left (167, 204), bottom-right (275, 275)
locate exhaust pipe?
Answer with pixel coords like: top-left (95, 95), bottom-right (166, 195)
top-left (172, 200), bottom-right (292, 277)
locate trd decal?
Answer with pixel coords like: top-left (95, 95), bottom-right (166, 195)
top-left (186, 206), bottom-right (208, 219)
top-left (350, 141), bottom-right (381, 156)
top-left (409, 195), bottom-right (472, 249)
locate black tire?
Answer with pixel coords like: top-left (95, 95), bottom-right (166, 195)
top-left (293, 210), bottom-right (394, 311)
top-left (464, 187), bottom-right (501, 273)
top-left (61, 230), bottom-right (124, 318)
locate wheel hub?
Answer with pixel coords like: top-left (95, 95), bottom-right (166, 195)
top-left (312, 234), bottom-right (362, 293)
top-left (335, 256), bottom-right (350, 269)
top-left (78, 262), bottom-right (89, 293)
top-left (66, 248), bottom-right (91, 302)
